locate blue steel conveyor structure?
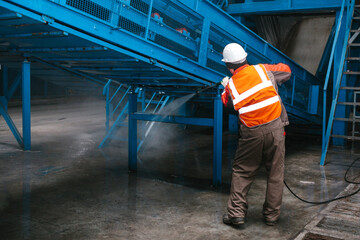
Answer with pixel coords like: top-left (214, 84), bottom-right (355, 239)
top-left (0, 0), bottom-right (352, 185)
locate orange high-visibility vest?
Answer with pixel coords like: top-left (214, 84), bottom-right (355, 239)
top-left (228, 64), bottom-right (281, 127)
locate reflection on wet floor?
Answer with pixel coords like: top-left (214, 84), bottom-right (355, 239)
top-left (0, 98), bottom-right (359, 240)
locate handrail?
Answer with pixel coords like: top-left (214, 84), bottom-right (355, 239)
top-left (322, 0), bottom-right (347, 92)
top-left (110, 86), bottom-right (131, 119)
top-left (322, 0), bottom-right (347, 148)
top-left (143, 92), bottom-right (157, 112)
top-left (321, 0), bottom-right (355, 165)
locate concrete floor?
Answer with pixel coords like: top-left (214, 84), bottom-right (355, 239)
top-left (0, 97), bottom-right (359, 240)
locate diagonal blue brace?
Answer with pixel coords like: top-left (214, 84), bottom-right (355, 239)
top-left (8, 73), bottom-right (21, 101)
top-left (0, 102), bottom-right (24, 147)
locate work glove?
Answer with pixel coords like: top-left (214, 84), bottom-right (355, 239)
top-left (221, 76), bottom-right (230, 87)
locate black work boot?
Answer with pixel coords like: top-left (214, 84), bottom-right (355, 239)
top-left (263, 217), bottom-right (278, 226)
top-left (223, 213), bottom-right (245, 226)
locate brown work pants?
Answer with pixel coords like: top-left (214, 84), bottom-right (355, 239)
top-left (227, 119), bottom-right (285, 222)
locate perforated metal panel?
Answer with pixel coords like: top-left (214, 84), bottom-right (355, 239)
top-left (66, 0), bottom-right (111, 21)
top-left (64, 0), bottom-right (204, 62)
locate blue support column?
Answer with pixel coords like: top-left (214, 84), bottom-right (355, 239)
top-left (213, 91), bottom-right (223, 187)
top-left (128, 90), bottom-right (138, 171)
top-left (22, 59), bottom-right (31, 150)
top-left (140, 88), bottom-right (146, 141)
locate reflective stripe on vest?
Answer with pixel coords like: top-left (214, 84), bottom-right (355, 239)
top-left (229, 64), bottom-right (281, 127)
top-left (238, 95), bottom-right (279, 114)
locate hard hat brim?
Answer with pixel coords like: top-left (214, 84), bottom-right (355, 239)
top-left (222, 58), bottom-right (246, 64)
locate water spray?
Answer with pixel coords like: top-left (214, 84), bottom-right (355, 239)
top-left (157, 81), bottom-right (222, 117)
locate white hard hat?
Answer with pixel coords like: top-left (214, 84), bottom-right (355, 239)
top-left (222, 43), bottom-right (247, 63)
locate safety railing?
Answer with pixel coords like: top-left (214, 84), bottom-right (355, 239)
top-left (99, 80), bottom-right (135, 148)
top-left (52, 0), bottom-right (207, 63)
top-left (321, 0), bottom-right (355, 165)
top-left (99, 80), bottom-right (172, 150)
top-left (102, 80), bottom-right (131, 134)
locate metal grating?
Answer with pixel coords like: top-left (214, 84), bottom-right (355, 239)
top-left (330, 202), bottom-right (360, 218)
top-left (130, 0), bottom-right (149, 14)
top-left (118, 0), bottom-right (149, 36)
top-left (316, 217), bottom-right (360, 236)
top-left (117, 15), bottom-right (146, 37)
top-left (302, 232), bottom-right (343, 240)
top-left (344, 190), bottom-right (360, 204)
top-left (66, 0), bottom-right (111, 21)
top-left (64, 0), bottom-right (204, 61)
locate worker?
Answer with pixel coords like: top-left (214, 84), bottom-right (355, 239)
top-left (220, 43), bottom-right (291, 227)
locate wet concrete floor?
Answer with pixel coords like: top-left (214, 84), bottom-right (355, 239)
top-left (0, 97), bottom-right (359, 240)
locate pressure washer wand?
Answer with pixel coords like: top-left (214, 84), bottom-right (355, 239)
top-left (196, 81), bottom-right (221, 95)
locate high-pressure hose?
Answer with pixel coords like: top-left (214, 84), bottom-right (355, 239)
top-left (285, 157), bottom-right (360, 205)
top-left (196, 81), bottom-right (222, 95)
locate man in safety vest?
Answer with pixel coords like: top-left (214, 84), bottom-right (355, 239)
top-left (220, 43), bottom-right (291, 227)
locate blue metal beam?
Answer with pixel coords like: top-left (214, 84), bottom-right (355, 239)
top-left (40, 57), bottom-right (139, 62)
top-left (226, 0), bottom-right (342, 15)
top-left (1, 31), bottom-right (68, 39)
top-left (0, 12), bottom-right (21, 20)
top-left (13, 46), bottom-right (107, 53)
top-left (199, 18), bottom-right (211, 66)
top-left (114, 81), bottom-right (203, 87)
top-left (70, 67), bottom-right (161, 71)
top-left (22, 59), bottom-right (31, 150)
